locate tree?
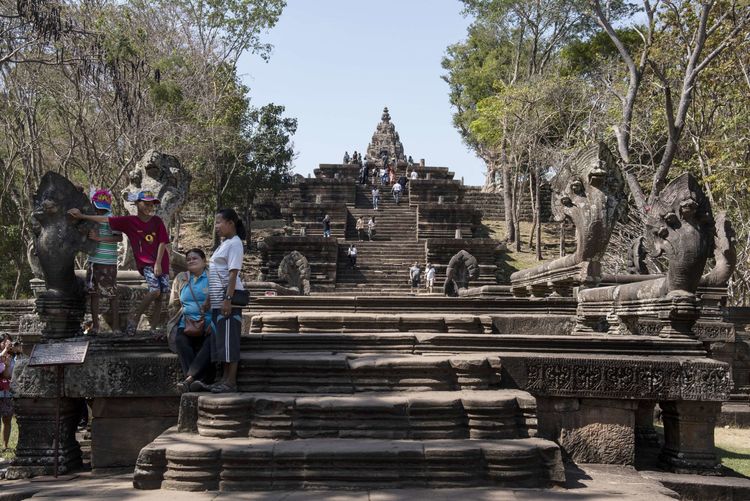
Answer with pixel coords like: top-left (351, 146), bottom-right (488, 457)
top-left (223, 103), bottom-right (298, 246)
top-left (589, 0), bottom-right (750, 209)
top-left (444, 0), bottom-right (609, 243)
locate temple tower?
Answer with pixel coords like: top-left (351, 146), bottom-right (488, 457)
top-left (366, 107), bottom-right (406, 164)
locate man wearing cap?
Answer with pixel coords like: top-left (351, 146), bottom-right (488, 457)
top-left (69, 190), bottom-right (171, 335)
top-left (84, 189), bottom-right (122, 334)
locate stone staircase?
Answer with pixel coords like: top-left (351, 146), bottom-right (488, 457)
top-left (134, 310), bottom-right (566, 492)
top-left (335, 241), bottom-right (426, 293)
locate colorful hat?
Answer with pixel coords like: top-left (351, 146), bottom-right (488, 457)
top-left (134, 190), bottom-right (160, 204)
top-left (91, 189), bottom-right (113, 211)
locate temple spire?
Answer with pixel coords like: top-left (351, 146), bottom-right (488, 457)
top-left (367, 106), bottom-right (405, 162)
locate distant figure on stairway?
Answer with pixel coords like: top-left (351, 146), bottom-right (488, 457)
top-left (398, 174), bottom-right (408, 190)
top-left (343, 151), bottom-right (350, 164)
top-left (356, 217), bottom-right (365, 241)
top-left (347, 244), bottom-right (357, 268)
top-left (409, 262), bottom-right (421, 294)
top-left (352, 151), bottom-right (359, 165)
top-left (391, 181), bottom-right (403, 205)
top-left (322, 214), bottom-right (332, 238)
top-left (360, 162), bottom-right (369, 185)
top-left (425, 263), bottom-right (436, 294)
top-left (410, 170), bottom-right (418, 180)
top-left (388, 165), bottom-right (396, 185)
top-left (380, 166), bottom-right (388, 186)
top-left (371, 187), bottom-right (380, 210)
top-left (408, 155), bottom-right (414, 166)
top-left (367, 216), bottom-right (376, 241)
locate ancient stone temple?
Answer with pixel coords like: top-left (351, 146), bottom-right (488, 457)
top-left (3, 134), bottom-right (746, 498)
top-left (366, 107), bottom-right (406, 163)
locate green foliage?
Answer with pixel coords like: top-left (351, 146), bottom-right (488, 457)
top-left (561, 28), bottom-right (643, 76)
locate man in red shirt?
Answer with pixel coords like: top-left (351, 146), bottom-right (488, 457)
top-left (69, 190), bottom-right (170, 335)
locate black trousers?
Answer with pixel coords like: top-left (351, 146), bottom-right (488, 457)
top-left (175, 328), bottom-right (213, 380)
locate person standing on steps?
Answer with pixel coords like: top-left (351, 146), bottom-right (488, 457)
top-left (371, 187), bottom-right (380, 210)
top-left (207, 208), bottom-right (246, 394)
top-left (322, 214), bottom-right (332, 237)
top-left (367, 216), bottom-right (376, 241)
top-left (409, 261), bottom-right (421, 294)
top-left (343, 151), bottom-right (350, 164)
top-left (425, 263), bottom-right (436, 294)
top-left (347, 244), bottom-right (357, 269)
top-left (391, 181), bottom-right (402, 205)
top-left (356, 216), bottom-right (365, 241)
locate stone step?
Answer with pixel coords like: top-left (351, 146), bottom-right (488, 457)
top-left (247, 313), bottom-right (502, 334)
top-left (134, 434), bottom-right (564, 491)
top-left (232, 352), bottom-right (503, 393)
top-left (183, 390), bottom-right (536, 440)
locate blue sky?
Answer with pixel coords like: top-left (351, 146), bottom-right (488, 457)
top-left (237, 0), bottom-right (487, 186)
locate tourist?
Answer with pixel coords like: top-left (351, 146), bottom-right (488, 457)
top-left (367, 216), bottom-right (376, 241)
top-left (371, 167), bottom-right (378, 186)
top-left (169, 248), bottom-right (213, 393)
top-left (347, 244), bottom-right (357, 268)
top-left (352, 151), bottom-right (359, 165)
top-left (343, 151), bottom-right (350, 164)
top-left (84, 189), bottom-right (122, 334)
top-left (380, 166), bottom-right (388, 186)
top-left (207, 208), bottom-right (246, 393)
top-left (69, 190), bottom-right (170, 336)
top-left (388, 165), bottom-right (396, 185)
top-left (322, 214), bottom-right (332, 237)
top-left (0, 334), bottom-right (15, 451)
top-left (356, 216), bottom-right (365, 240)
top-left (408, 155), bottom-right (414, 166)
top-left (360, 163), bottom-right (368, 185)
top-left (409, 262), bottom-right (421, 293)
top-left (410, 170), bottom-right (418, 180)
top-left (398, 174), bottom-right (408, 190)
top-left (425, 263), bottom-right (436, 294)
top-left (371, 187), bottom-right (380, 210)
top-left (391, 181), bottom-right (403, 205)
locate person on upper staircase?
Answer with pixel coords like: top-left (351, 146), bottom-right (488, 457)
top-left (356, 217), bottom-right (365, 241)
top-left (367, 216), bottom-right (376, 241)
top-left (391, 181), bottom-right (403, 205)
top-left (343, 151), bottom-right (350, 164)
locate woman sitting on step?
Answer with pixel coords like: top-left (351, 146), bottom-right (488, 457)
top-left (168, 248), bottom-right (213, 393)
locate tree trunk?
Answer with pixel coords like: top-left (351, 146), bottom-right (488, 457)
top-left (527, 169), bottom-right (536, 249)
top-left (501, 164), bottom-right (515, 243)
top-left (535, 168), bottom-right (542, 261)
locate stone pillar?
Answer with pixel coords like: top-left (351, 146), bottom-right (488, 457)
top-left (659, 401), bottom-right (721, 474)
top-left (6, 397), bottom-right (83, 479)
top-left (536, 397), bottom-right (637, 464)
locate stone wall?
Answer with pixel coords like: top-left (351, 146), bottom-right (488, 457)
top-left (417, 204), bottom-right (482, 239)
top-left (409, 179), bottom-right (464, 205)
top-left (259, 236), bottom-right (339, 292)
top-left (289, 203), bottom-right (348, 239)
top-left (463, 185), bottom-right (552, 223)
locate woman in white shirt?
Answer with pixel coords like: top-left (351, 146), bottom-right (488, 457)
top-left (208, 208), bottom-right (246, 393)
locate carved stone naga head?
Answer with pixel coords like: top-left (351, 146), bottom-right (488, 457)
top-left (643, 173), bottom-right (714, 296)
top-left (30, 172), bottom-right (97, 295)
top-left (550, 142), bottom-right (627, 262)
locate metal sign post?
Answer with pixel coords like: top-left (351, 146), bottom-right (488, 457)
top-left (28, 340), bottom-right (89, 478)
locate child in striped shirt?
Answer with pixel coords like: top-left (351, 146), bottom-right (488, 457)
top-left (85, 189), bottom-right (122, 334)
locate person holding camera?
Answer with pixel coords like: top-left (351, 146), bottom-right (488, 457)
top-left (0, 334), bottom-right (16, 451)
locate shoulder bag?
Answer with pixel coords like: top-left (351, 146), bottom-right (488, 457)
top-left (184, 277), bottom-right (206, 336)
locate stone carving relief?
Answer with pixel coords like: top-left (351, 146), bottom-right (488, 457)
top-left (30, 172), bottom-right (97, 338)
top-left (511, 143), bottom-right (626, 296)
top-left (444, 250), bottom-right (479, 297)
top-left (278, 251), bottom-right (311, 296)
top-left (576, 173), bottom-right (728, 338)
